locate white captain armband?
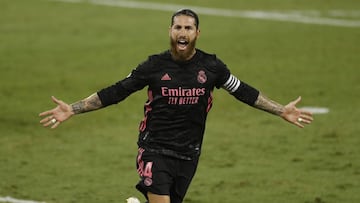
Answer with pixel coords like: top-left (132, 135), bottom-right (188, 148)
top-left (223, 74), bottom-right (241, 93)
top-left (222, 74), bottom-right (259, 106)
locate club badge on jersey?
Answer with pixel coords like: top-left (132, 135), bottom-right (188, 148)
top-left (197, 70), bottom-right (207, 84)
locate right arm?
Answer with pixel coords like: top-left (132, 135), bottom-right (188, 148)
top-left (39, 93), bottom-right (103, 129)
top-left (71, 93), bottom-right (103, 114)
top-left (40, 56), bottom-right (153, 129)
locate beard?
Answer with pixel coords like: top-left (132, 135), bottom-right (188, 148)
top-left (170, 36), bottom-right (197, 61)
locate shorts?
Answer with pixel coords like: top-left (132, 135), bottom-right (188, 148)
top-left (135, 148), bottom-right (199, 203)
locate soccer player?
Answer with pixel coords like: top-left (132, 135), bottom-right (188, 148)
top-left (39, 9), bottom-right (313, 203)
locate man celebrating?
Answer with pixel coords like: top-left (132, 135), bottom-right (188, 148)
top-left (40, 9), bottom-right (313, 203)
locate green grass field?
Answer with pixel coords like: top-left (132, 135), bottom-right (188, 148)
top-left (1, 0), bottom-right (360, 203)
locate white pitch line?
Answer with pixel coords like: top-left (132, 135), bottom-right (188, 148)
top-left (0, 196), bottom-right (45, 203)
top-left (300, 107), bottom-right (330, 114)
top-left (50, 0), bottom-right (360, 28)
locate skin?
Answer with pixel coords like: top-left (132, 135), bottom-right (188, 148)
top-left (39, 14), bottom-right (313, 203)
top-left (169, 15), bottom-right (200, 61)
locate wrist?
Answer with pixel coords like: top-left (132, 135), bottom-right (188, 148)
top-left (71, 102), bottom-right (84, 114)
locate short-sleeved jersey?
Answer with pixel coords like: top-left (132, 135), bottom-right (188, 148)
top-left (98, 49), bottom-right (252, 160)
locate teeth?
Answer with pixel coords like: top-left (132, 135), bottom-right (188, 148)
top-left (178, 40), bottom-right (188, 45)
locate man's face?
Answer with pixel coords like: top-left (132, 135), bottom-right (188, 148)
top-left (169, 15), bottom-right (200, 60)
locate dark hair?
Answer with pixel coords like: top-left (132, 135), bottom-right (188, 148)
top-left (171, 9), bottom-right (199, 29)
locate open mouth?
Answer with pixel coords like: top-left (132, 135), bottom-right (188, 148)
top-left (177, 39), bottom-right (189, 50)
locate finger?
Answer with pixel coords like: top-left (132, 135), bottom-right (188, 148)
top-left (51, 96), bottom-right (63, 105)
top-left (51, 96), bottom-right (61, 105)
top-left (42, 119), bottom-right (53, 127)
top-left (51, 121), bottom-right (61, 129)
top-left (39, 110), bottom-right (53, 117)
top-left (42, 117), bottom-right (59, 127)
top-left (40, 116), bottom-right (52, 124)
top-left (300, 110), bottom-right (313, 117)
top-left (299, 111), bottom-right (314, 122)
top-left (292, 96), bottom-right (302, 106)
top-left (299, 118), bottom-right (312, 124)
top-left (297, 115), bottom-right (313, 125)
top-left (301, 114), bottom-right (314, 122)
top-left (294, 121), bottom-right (304, 128)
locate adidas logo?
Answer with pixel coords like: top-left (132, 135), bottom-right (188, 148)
top-left (161, 73), bottom-right (171, 81)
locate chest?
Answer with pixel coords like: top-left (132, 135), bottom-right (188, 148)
top-left (149, 63), bottom-right (217, 90)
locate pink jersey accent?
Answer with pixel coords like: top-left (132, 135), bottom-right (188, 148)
top-left (139, 90), bottom-right (153, 132)
top-left (206, 91), bottom-right (213, 112)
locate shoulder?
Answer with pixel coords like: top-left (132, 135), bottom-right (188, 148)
top-left (196, 49), bottom-right (217, 61)
top-left (196, 49), bottom-right (225, 66)
top-left (135, 50), bottom-right (171, 71)
top-left (147, 50), bottom-right (172, 64)
top-left (196, 49), bottom-right (227, 70)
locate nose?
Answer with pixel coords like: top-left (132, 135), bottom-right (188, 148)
top-left (178, 28), bottom-right (187, 36)
top-left (178, 28), bottom-right (185, 34)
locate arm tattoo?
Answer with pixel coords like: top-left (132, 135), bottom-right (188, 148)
top-left (71, 93), bottom-right (103, 114)
top-left (254, 93), bottom-right (284, 116)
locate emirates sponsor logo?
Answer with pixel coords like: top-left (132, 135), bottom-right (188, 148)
top-left (161, 87), bottom-right (205, 97)
top-left (161, 87), bottom-right (206, 105)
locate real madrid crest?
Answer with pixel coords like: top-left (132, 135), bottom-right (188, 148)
top-left (197, 70), bottom-right (207, 84)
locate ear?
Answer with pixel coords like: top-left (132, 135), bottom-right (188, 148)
top-left (196, 29), bottom-right (201, 38)
top-left (168, 26), bottom-right (172, 37)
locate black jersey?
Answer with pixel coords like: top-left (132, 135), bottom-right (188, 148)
top-left (98, 49), bottom-right (258, 160)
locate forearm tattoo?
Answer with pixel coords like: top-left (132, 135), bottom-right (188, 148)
top-left (71, 93), bottom-right (103, 114)
top-left (254, 93), bottom-right (284, 116)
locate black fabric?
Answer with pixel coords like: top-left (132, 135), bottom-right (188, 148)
top-left (136, 148), bottom-right (199, 203)
top-left (231, 81), bottom-right (260, 106)
top-left (97, 82), bottom-right (131, 107)
top-left (97, 49), bottom-right (258, 160)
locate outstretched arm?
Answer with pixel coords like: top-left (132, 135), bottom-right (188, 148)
top-left (39, 93), bottom-right (103, 129)
top-left (221, 74), bottom-right (313, 128)
top-left (254, 93), bottom-right (313, 128)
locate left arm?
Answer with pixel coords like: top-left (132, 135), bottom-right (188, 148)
top-left (254, 93), bottom-right (313, 128)
top-left (221, 74), bottom-right (313, 128)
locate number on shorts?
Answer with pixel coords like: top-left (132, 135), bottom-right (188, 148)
top-left (143, 162), bottom-right (153, 178)
top-left (136, 148), bottom-right (153, 178)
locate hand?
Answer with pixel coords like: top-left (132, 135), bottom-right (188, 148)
top-left (39, 96), bottom-right (74, 129)
top-left (281, 96), bottom-right (313, 128)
